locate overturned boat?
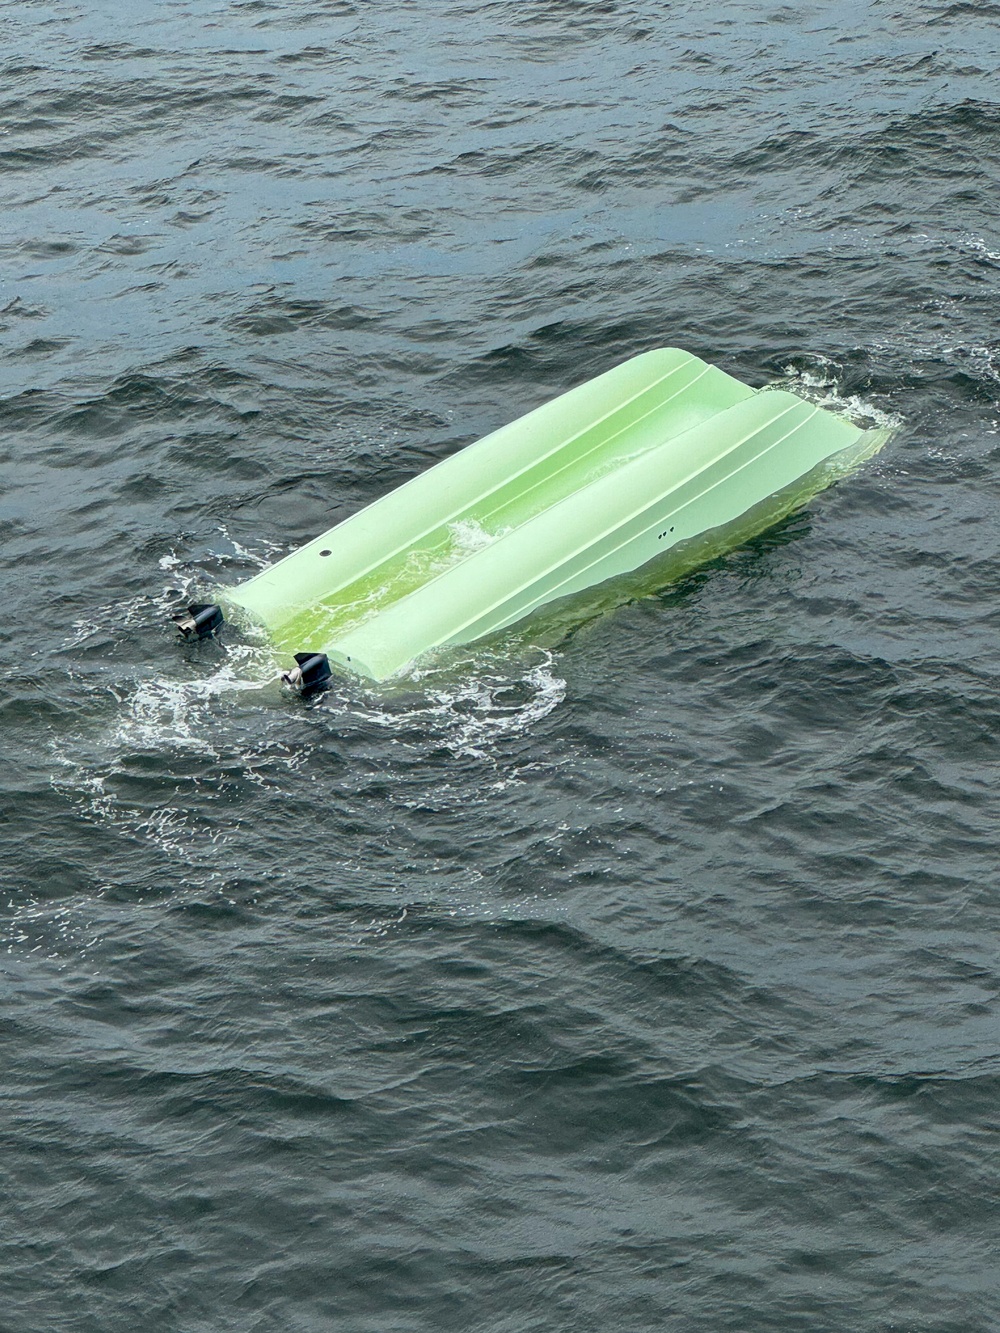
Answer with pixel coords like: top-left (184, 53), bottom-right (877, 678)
top-left (180, 347), bottom-right (889, 685)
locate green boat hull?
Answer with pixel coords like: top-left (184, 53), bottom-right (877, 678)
top-left (223, 348), bottom-right (887, 681)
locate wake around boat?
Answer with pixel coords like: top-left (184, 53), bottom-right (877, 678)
top-left (175, 347), bottom-right (889, 690)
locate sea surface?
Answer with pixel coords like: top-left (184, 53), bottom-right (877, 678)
top-left (2, 2), bottom-right (999, 1329)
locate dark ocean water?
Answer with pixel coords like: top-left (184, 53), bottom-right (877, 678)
top-left (2, 2), bottom-right (999, 1329)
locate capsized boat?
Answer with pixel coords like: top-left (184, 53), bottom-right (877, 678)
top-left (180, 348), bottom-right (889, 686)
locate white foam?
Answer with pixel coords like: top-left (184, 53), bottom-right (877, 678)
top-left (349, 649), bottom-right (567, 762)
top-left (110, 650), bottom-right (275, 756)
top-left (775, 358), bottom-right (903, 434)
top-left (50, 527), bottom-right (570, 904)
top-left (448, 516), bottom-right (498, 554)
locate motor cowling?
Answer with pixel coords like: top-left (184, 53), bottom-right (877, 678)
top-left (173, 603), bottom-right (224, 639)
top-left (282, 652), bottom-right (332, 698)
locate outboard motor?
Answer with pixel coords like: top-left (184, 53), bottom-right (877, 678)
top-left (173, 603), bottom-right (224, 640)
top-left (282, 652), bottom-right (332, 699)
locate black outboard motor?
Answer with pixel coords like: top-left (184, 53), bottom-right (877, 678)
top-left (173, 603), bottom-right (224, 640)
top-left (282, 652), bottom-right (332, 699)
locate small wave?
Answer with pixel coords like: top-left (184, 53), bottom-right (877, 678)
top-left (959, 232), bottom-right (1000, 267)
top-left (1, 886), bottom-right (110, 965)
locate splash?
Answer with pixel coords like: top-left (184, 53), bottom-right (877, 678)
top-left (775, 356), bottom-right (904, 434)
top-left (345, 648), bottom-right (567, 762)
top-left (448, 516), bottom-right (500, 554)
